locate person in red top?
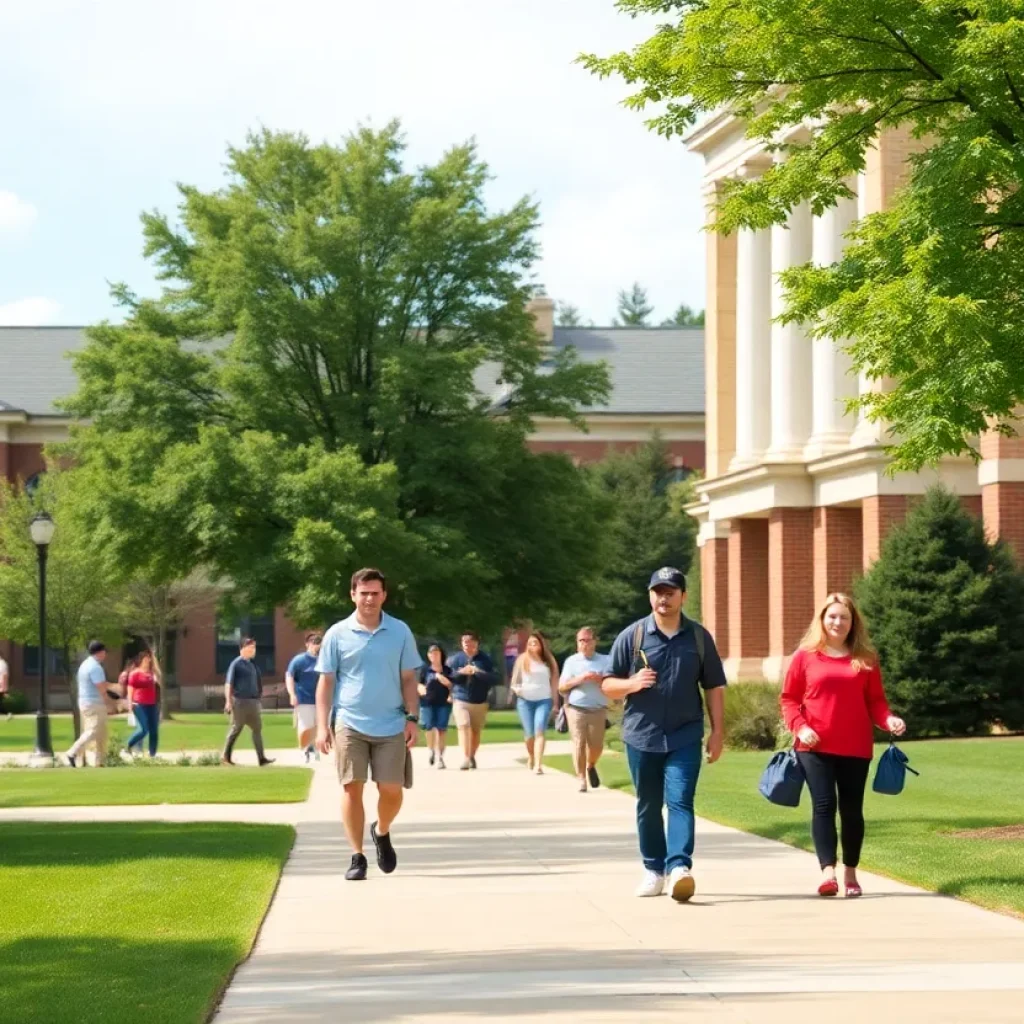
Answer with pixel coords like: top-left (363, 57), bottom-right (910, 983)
top-left (781, 592), bottom-right (906, 899)
top-left (126, 650), bottom-right (163, 757)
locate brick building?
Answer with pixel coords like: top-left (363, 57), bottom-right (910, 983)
top-left (686, 117), bottom-right (1024, 681)
top-left (1, 311), bottom-right (705, 706)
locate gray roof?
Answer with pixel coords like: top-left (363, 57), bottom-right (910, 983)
top-left (0, 327), bottom-right (90, 416)
top-left (1, 325), bottom-right (705, 418)
top-left (553, 326), bottom-right (704, 415)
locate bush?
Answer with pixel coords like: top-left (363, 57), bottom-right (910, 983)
top-left (2, 690), bottom-right (29, 715)
top-left (856, 486), bottom-right (1024, 737)
top-left (714, 681), bottom-right (786, 751)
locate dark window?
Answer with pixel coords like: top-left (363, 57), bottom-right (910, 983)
top-left (24, 471), bottom-right (45, 497)
top-left (216, 614), bottom-right (275, 674)
top-left (23, 646), bottom-right (68, 677)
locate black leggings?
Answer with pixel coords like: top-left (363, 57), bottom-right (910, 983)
top-left (796, 751), bottom-right (871, 868)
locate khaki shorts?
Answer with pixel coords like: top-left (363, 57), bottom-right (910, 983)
top-left (335, 726), bottom-right (409, 787)
top-left (453, 700), bottom-right (488, 731)
top-left (295, 704), bottom-right (316, 733)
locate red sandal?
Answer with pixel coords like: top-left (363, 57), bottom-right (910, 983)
top-left (817, 878), bottom-right (839, 897)
top-left (845, 883), bottom-right (863, 898)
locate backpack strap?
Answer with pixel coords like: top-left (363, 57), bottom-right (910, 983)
top-left (631, 621), bottom-right (645, 670)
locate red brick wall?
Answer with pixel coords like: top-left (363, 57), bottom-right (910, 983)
top-left (769, 509), bottom-right (814, 658)
top-left (728, 519), bottom-right (769, 660)
top-left (960, 494), bottom-right (983, 521)
top-left (527, 438), bottom-right (705, 469)
top-left (0, 442), bottom-right (8, 481)
top-left (7, 442), bottom-right (45, 484)
top-left (813, 507), bottom-right (864, 605)
top-left (862, 495), bottom-right (910, 569)
top-left (983, 482), bottom-right (1024, 559)
top-left (700, 537), bottom-right (729, 659)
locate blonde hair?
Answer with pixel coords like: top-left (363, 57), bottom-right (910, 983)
top-left (798, 592), bottom-right (877, 672)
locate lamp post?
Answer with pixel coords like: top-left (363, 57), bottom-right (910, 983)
top-left (29, 512), bottom-right (56, 763)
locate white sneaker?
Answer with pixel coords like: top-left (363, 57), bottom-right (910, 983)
top-left (635, 870), bottom-right (665, 897)
top-left (668, 866), bottom-right (696, 903)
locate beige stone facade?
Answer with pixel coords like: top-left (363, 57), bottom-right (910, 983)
top-left (687, 117), bottom-right (1020, 681)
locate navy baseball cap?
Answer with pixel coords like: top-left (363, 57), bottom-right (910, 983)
top-left (648, 567), bottom-right (686, 591)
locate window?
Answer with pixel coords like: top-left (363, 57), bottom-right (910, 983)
top-left (23, 646), bottom-right (68, 677)
top-left (216, 614), bottom-right (275, 674)
top-left (24, 471), bottom-right (45, 497)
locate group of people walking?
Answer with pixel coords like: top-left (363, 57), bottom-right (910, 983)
top-left (51, 559), bottom-right (907, 905)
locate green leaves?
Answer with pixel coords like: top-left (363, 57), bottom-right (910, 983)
top-left (65, 124), bottom-right (612, 637)
top-left (587, 1), bottom-right (1024, 467)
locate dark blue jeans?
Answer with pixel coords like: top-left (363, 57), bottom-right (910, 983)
top-left (626, 741), bottom-right (703, 874)
top-left (127, 703), bottom-right (160, 757)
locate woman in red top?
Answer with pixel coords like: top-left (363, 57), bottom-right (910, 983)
top-left (126, 651), bottom-right (162, 757)
top-left (781, 592), bottom-right (906, 898)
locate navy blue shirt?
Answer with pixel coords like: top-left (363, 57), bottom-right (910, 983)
top-left (447, 650), bottom-right (496, 704)
top-left (225, 656), bottom-right (262, 700)
top-left (421, 665), bottom-right (454, 707)
top-left (287, 652), bottom-right (320, 705)
top-left (609, 615), bottom-right (726, 753)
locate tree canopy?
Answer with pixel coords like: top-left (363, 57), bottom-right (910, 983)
top-left (584, 2), bottom-right (1024, 469)
top-left (661, 304), bottom-right (705, 328)
top-left (64, 124), bottom-right (611, 638)
top-left (614, 282), bottom-right (654, 327)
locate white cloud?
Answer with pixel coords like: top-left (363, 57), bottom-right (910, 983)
top-left (0, 191), bottom-right (38, 235)
top-left (0, 297), bottom-right (62, 325)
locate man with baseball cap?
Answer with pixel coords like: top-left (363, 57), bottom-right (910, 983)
top-left (603, 567), bottom-right (727, 902)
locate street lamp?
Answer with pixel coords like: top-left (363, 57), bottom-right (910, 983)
top-left (29, 512), bottom-right (56, 763)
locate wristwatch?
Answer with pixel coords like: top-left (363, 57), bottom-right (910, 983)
top-left (405, 713), bottom-right (419, 723)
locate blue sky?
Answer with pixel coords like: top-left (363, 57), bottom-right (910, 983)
top-left (0, 0), bottom-right (706, 328)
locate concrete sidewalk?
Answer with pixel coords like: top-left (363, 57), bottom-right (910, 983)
top-left (215, 742), bottom-right (1024, 1024)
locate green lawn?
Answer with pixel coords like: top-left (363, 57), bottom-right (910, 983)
top-left (0, 708), bottom-right (540, 753)
top-left (0, 766), bottom-right (312, 808)
top-left (547, 736), bottom-right (1024, 918)
top-left (1, 821), bottom-right (293, 1024)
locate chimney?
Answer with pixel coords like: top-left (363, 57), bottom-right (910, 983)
top-left (525, 285), bottom-right (555, 344)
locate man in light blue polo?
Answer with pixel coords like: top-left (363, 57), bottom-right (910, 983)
top-left (315, 567), bottom-right (422, 881)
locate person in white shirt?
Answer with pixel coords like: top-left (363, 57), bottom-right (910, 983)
top-left (509, 632), bottom-right (560, 774)
top-left (559, 626), bottom-right (612, 792)
top-left (0, 654), bottom-right (10, 719)
top-left (66, 640), bottom-right (110, 767)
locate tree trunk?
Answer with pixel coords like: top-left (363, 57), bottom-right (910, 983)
top-left (67, 646), bottom-right (81, 739)
top-left (157, 622), bottom-right (174, 721)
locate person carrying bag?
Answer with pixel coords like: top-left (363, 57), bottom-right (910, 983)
top-left (780, 592), bottom-right (907, 899)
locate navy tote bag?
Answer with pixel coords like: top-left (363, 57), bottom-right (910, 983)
top-left (758, 748), bottom-right (805, 807)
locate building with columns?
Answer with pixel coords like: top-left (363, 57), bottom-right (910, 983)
top-left (687, 117), bottom-right (1024, 682)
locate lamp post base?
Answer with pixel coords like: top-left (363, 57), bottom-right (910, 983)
top-left (30, 711), bottom-right (55, 766)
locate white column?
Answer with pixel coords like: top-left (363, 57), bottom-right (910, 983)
top-left (849, 171), bottom-right (885, 447)
top-left (766, 202), bottom-right (813, 459)
top-left (731, 226), bottom-right (772, 470)
top-left (804, 189), bottom-right (859, 459)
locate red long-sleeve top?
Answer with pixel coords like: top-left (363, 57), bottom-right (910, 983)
top-left (781, 648), bottom-right (892, 758)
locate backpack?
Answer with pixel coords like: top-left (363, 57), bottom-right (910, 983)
top-left (872, 741), bottom-right (919, 795)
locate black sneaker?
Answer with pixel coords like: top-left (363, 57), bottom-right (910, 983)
top-left (258, 757), bottom-right (276, 767)
top-left (370, 821), bottom-right (398, 874)
top-left (345, 853), bottom-right (368, 881)
top-left (469, 756), bottom-right (477, 770)
top-left (66, 755), bottom-right (76, 768)
top-left (588, 765), bottom-right (600, 789)
top-left (428, 751), bottom-right (435, 766)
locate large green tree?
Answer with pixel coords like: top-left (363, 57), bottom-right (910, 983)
top-left (0, 469), bottom-right (121, 734)
top-left (585, 2), bottom-right (1024, 469)
top-left (661, 304), bottom-right (705, 328)
top-left (64, 125), bottom-right (611, 638)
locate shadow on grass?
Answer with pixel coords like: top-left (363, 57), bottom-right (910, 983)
top-left (2, 934), bottom-right (242, 1024)
top-left (0, 820), bottom-right (294, 869)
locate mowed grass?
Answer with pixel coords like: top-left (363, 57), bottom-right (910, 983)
top-left (0, 766), bottom-right (312, 808)
top-left (0, 821), bottom-right (294, 1024)
top-left (0, 708), bottom-right (535, 753)
top-left (547, 736), bottom-right (1024, 918)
